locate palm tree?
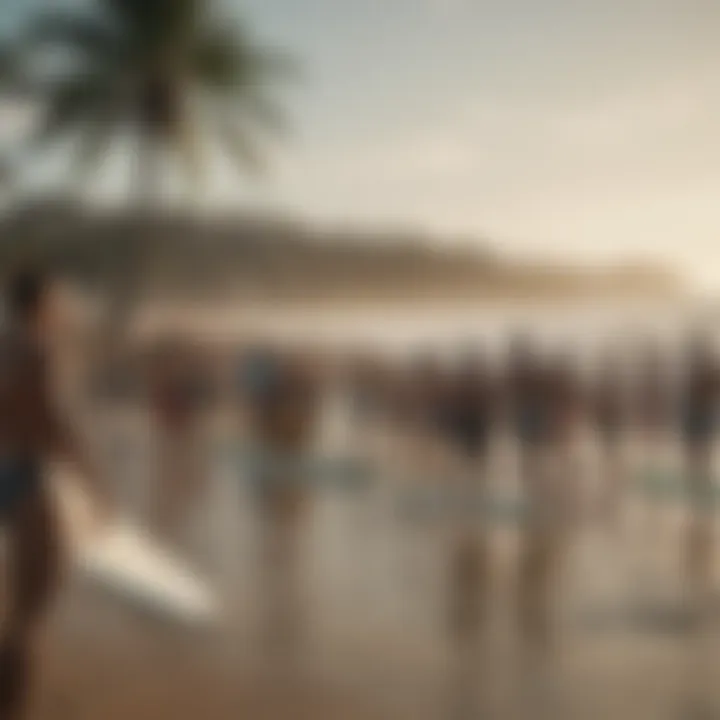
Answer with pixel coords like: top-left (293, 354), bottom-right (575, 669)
top-left (0, 41), bottom-right (35, 190)
top-left (24, 0), bottom-right (294, 331)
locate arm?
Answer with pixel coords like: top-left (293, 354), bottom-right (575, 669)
top-left (31, 350), bottom-right (110, 515)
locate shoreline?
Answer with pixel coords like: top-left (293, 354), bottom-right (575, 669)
top-left (130, 294), bottom-right (709, 349)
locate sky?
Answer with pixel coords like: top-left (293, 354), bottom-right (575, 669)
top-left (2, 0), bottom-right (720, 290)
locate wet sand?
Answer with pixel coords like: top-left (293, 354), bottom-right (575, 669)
top-left (24, 407), bottom-right (720, 719)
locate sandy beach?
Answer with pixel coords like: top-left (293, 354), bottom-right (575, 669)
top-left (21, 392), bottom-right (720, 720)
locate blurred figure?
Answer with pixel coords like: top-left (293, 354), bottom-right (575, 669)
top-left (632, 338), bottom-right (674, 462)
top-left (253, 349), bottom-right (321, 523)
top-left (398, 350), bottom-right (446, 478)
top-left (630, 339), bottom-right (675, 541)
top-left (346, 353), bottom-right (391, 462)
top-left (243, 347), bottom-right (321, 650)
top-left (442, 348), bottom-right (497, 642)
top-left (506, 334), bottom-right (546, 499)
top-left (504, 339), bottom-right (541, 506)
top-left (365, 355), bottom-right (403, 469)
top-left (235, 342), bottom-right (279, 439)
top-left (593, 349), bottom-right (628, 524)
top-left (680, 334), bottom-right (719, 608)
top-left (149, 336), bottom-right (208, 545)
top-left (443, 348), bottom-right (496, 475)
top-left (0, 268), bottom-right (107, 718)
top-left (516, 349), bottom-right (583, 648)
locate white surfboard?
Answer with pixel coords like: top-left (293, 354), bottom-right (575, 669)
top-left (53, 469), bottom-right (220, 627)
top-left (78, 520), bottom-right (220, 626)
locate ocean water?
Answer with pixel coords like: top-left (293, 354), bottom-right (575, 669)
top-left (140, 297), bottom-right (713, 360)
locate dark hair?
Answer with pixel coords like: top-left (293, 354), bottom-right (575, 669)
top-left (6, 267), bottom-right (50, 321)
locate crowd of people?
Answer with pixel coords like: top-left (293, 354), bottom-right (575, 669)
top-left (122, 326), bottom-right (720, 642)
top-left (101, 323), bottom-right (720, 637)
top-left (1, 266), bottom-right (720, 716)
top-left (340, 334), bottom-right (720, 640)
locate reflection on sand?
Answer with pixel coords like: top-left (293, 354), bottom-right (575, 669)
top-left (26, 348), bottom-right (720, 719)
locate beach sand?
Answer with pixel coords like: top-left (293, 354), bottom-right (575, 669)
top-left (18, 399), bottom-right (720, 719)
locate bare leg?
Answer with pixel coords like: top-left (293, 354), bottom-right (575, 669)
top-left (151, 425), bottom-right (177, 534)
top-left (642, 431), bottom-right (666, 537)
top-left (257, 472), bottom-right (309, 657)
top-left (448, 531), bottom-right (490, 644)
top-left (7, 491), bottom-right (62, 641)
top-left (518, 445), bottom-right (547, 646)
top-left (1, 490), bottom-right (62, 719)
top-left (517, 447), bottom-right (567, 650)
top-left (152, 425), bottom-right (205, 543)
top-left (518, 529), bottom-right (560, 649)
top-left (0, 639), bottom-right (31, 720)
top-left (684, 443), bottom-right (714, 611)
top-left (600, 439), bottom-right (624, 526)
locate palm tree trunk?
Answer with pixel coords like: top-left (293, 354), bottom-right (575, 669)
top-left (101, 133), bottom-right (161, 358)
top-left (88, 133), bottom-right (161, 408)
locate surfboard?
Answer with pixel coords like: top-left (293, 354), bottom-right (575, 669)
top-left (53, 469), bottom-right (221, 627)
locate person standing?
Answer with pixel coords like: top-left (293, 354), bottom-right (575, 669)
top-left (442, 349), bottom-right (498, 642)
top-left (516, 350), bottom-right (584, 648)
top-left (0, 267), bottom-right (108, 718)
top-left (149, 336), bottom-right (207, 544)
top-left (593, 350), bottom-right (628, 524)
top-left (244, 348), bottom-right (322, 651)
top-left (680, 335), bottom-right (720, 609)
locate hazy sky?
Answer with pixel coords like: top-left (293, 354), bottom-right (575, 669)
top-left (3, 0), bottom-right (720, 289)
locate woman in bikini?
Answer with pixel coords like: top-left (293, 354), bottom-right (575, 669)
top-left (0, 268), bottom-right (108, 718)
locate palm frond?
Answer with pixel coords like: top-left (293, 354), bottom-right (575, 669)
top-left (192, 30), bottom-right (242, 89)
top-left (194, 29), bottom-right (298, 91)
top-left (104, 0), bottom-right (202, 51)
top-left (0, 45), bottom-right (19, 83)
top-left (0, 41), bottom-right (33, 98)
top-left (33, 73), bottom-right (111, 146)
top-left (19, 0), bottom-right (294, 188)
top-left (71, 114), bottom-right (117, 187)
top-left (27, 11), bottom-right (120, 62)
top-left (104, 0), bottom-right (163, 32)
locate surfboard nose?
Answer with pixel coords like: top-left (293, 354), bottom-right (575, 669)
top-left (54, 471), bottom-right (220, 628)
top-left (77, 522), bottom-right (221, 627)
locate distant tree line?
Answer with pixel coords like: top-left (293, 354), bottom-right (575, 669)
top-left (0, 198), bottom-right (681, 303)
